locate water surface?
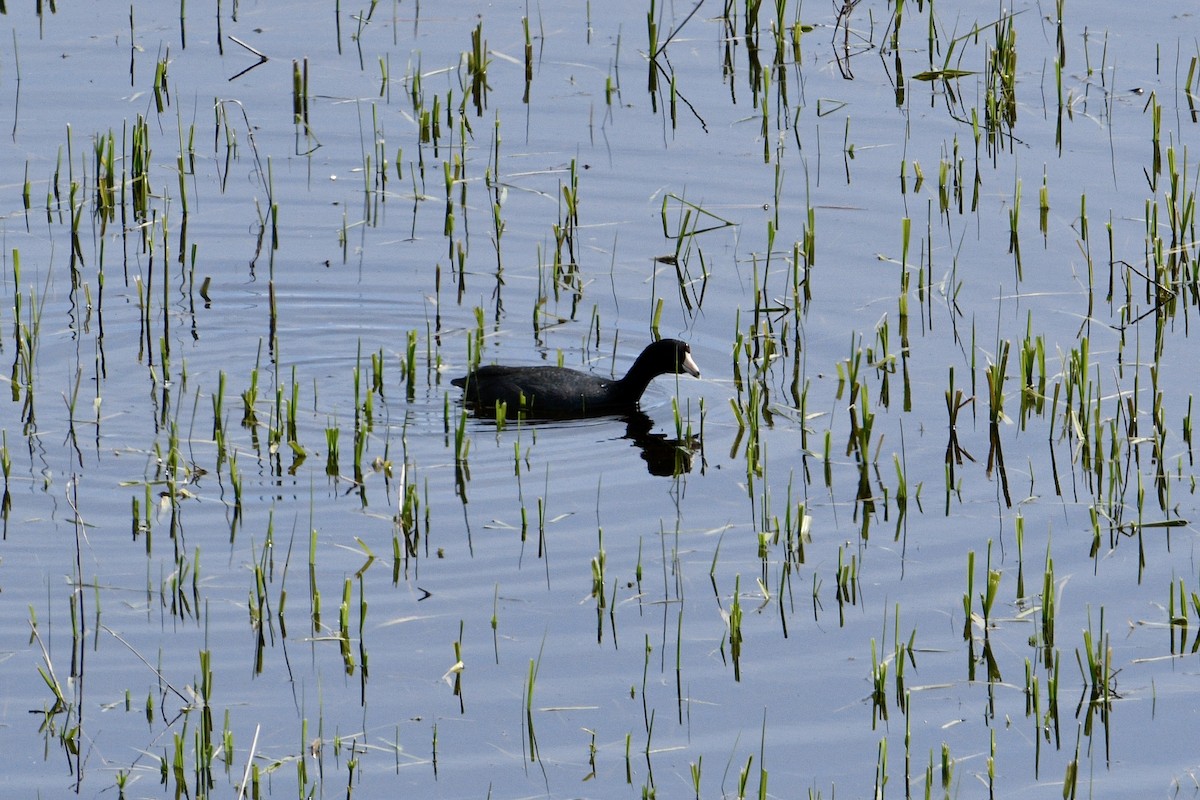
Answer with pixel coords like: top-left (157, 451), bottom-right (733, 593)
top-left (0, 1), bottom-right (1198, 797)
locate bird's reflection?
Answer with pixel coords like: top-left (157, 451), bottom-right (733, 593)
top-left (620, 410), bottom-right (701, 476)
top-left (463, 406), bottom-right (701, 476)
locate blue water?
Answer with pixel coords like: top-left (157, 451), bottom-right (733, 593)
top-left (0, 1), bottom-right (1197, 797)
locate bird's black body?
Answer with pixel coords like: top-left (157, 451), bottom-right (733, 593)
top-left (452, 339), bottom-right (701, 418)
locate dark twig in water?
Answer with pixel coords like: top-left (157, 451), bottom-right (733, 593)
top-left (652, 0), bottom-right (706, 59)
top-left (227, 35), bottom-right (268, 81)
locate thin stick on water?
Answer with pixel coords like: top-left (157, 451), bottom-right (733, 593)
top-left (237, 724), bottom-right (261, 800)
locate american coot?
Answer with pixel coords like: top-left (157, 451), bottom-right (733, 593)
top-left (452, 339), bottom-right (701, 417)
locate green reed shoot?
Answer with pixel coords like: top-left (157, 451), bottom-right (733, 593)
top-left (590, 528), bottom-right (606, 605)
top-left (1018, 314), bottom-right (1047, 426)
top-left (980, 543), bottom-right (1000, 628)
top-left (22, 160), bottom-right (31, 215)
top-left (466, 22), bottom-right (490, 116)
top-left (835, 546), bottom-right (859, 626)
top-left (892, 452), bottom-right (908, 518)
top-left (29, 616), bottom-right (66, 708)
top-left (836, 335), bottom-right (864, 403)
top-left (874, 737), bottom-right (887, 799)
top-left (0, 431), bottom-right (10, 493)
top-left (197, 648), bottom-right (214, 783)
top-left (1164, 146), bottom-right (1196, 255)
top-left (523, 648), bottom-right (542, 763)
top-left (94, 130), bottom-right (117, 230)
top-left (399, 477), bottom-right (420, 553)
top-left (1008, 175), bottom-right (1022, 278)
top-left (453, 408), bottom-right (470, 464)
top-left (1039, 167), bottom-right (1050, 236)
top-left (336, 577), bottom-right (353, 661)
top-left (1078, 606), bottom-right (1113, 702)
top-left (985, 341), bottom-right (1009, 426)
top-left (227, 451), bottom-right (242, 526)
top-left (1063, 726), bottom-right (1080, 799)
top-left (1039, 543), bottom-right (1056, 666)
top-left (1147, 91), bottom-right (1162, 186)
top-left (735, 753), bottom-right (753, 799)
top-left (352, 421), bottom-right (367, 486)
top-left (325, 424), bottom-right (340, 477)
top-left (647, 0), bottom-right (659, 88)
top-left (405, 329), bottom-right (418, 399)
top-left (729, 574), bottom-right (744, 681)
top-left (1167, 577), bottom-right (1188, 631)
top-left (522, 16), bottom-right (533, 102)
top-left (153, 52), bottom-right (169, 113)
top-left (130, 115), bottom-right (151, 223)
top-left (962, 550), bottom-right (975, 640)
top-left (983, 10), bottom-right (1017, 153)
top-left (870, 637), bottom-right (888, 726)
top-left (938, 741), bottom-right (954, 793)
top-left (241, 366), bottom-right (258, 428)
top-left (292, 57), bottom-right (310, 126)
